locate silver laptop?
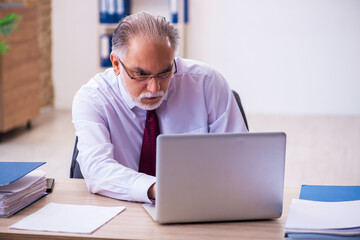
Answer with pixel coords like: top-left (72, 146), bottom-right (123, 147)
top-left (142, 132), bottom-right (286, 224)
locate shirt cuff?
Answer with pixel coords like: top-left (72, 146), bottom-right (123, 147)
top-left (131, 174), bottom-right (156, 203)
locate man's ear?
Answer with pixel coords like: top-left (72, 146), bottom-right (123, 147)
top-left (110, 53), bottom-right (121, 76)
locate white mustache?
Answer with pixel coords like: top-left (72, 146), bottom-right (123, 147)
top-left (138, 91), bottom-right (165, 99)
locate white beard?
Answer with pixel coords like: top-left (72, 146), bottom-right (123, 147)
top-left (119, 72), bottom-right (165, 111)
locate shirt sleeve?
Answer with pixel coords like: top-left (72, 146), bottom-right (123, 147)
top-left (204, 69), bottom-right (248, 133)
top-left (72, 91), bottom-right (156, 203)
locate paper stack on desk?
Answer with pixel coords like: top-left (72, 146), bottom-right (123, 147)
top-left (285, 199), bottom-right (360, 239)
top-left (285, 185), bottom-right (360, 240)
top-left (0, 162), bottom-right (47, 217)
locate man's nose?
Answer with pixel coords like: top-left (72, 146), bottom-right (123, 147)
top-left (146, 77), bottom-right (160, 94)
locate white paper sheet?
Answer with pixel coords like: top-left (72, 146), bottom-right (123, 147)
top-left (10, 202), bottom-right (125, 234)
top-left (285, 199), bottom-right (360, 230)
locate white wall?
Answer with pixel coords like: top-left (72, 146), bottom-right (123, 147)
top-left (52, 0), bottom-right (99, 109)
top-left (186, 0), bottom-right (360, 115)
top-left (52, 0), bottom-right (360, 115)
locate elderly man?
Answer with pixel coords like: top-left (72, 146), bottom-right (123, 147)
top-left (72, 12), bottom-right (247, 203)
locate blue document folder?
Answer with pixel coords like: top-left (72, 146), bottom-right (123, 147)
top-left (0, 162), bottom-right (46, 186)
top-left (300, 185), bottom-right (360, 202)
top-left (286, 233), bottom-right (360, 239)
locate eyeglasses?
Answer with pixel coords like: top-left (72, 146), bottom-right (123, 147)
top-left (119, 59), bottom-right (177, 83)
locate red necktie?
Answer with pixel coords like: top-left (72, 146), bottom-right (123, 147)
top-left (139, 110), bottom-right (160, 176)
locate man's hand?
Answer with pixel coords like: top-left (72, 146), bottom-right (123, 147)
top-left (147, 183), bottom-right (156, 200)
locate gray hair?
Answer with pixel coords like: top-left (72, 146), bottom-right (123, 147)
top-left (112, 12), bottom-right (180, 60)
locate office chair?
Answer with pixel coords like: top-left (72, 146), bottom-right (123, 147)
top-left (70, 136), bottom-right (82, 178)
top-left (70, 90), bottom-right (249, 178)
top-left (232, 90), bottom-right (249, 131)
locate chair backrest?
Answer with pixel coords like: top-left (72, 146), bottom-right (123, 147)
top-left (70, 136), bottom-right (83, 178)
top-left (232, 90), bottom-right (249, 131)
top-left (69, 90), bottom-right (249, 178)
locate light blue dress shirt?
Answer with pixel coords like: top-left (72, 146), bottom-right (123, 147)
top-left (72, 58), bottom-right (247, 203)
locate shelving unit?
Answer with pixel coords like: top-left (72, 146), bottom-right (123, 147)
top-left (98, 0), bottom-right (130, 69)
top-left (97, 0), bottom-right (189, 70)
top-left (0, 7), bottom-right (40, 135)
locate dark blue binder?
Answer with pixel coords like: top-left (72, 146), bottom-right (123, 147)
top-left (115, 0), bottom-right (130, 23)
top-left (0, 162), bottom-right (46, 186)
top-left (169, 0), bottom-right (178, 24)
top-left (300, 185), bottom-right (360, 202)
top-left (99, 0), bottom-right (108, 23)
top-left (100, 33), bottom-right (112, 67)
top-left (100, 0), bottom-right (130, 24)
top-left (184, 0), bottom-right (189, 23)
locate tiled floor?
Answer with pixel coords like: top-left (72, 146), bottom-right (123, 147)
top-left (0, 109), bottom-right (75, 178)
top-left (0, 109), bottom-right (359, 187)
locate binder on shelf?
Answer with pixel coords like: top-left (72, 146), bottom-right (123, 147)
top-left (115, 0), bottom-right (130, 23)
top-left (100, 33), bottom-right (112, 68)
top-left (184, 0), bottom-right (188, 23)
top-left (99, 0), bottom-right (115, 23)
top-left (99, 0), bottom-right (107, 23)
top-left (169, 0), bottom-right (178, 24)
top-left (108, 0), bottom-right (116, 23)
top-left (300, 185), bottom-right (360, 202)
top-left (99, 0), bottom-right (130, 24)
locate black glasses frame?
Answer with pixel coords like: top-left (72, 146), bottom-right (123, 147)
top-left (119, 59), bottom-right (177, 82)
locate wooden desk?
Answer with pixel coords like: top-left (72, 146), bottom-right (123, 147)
top-left (0, 179), bottom-right (299, 240)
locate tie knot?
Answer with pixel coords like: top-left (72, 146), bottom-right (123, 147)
top-left (147, 110), bottom-right (156, 119)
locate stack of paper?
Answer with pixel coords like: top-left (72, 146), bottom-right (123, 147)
top-left (0, 162), bottom-right (47, 217)
top-left (285, 185), bottom-right (360, 239)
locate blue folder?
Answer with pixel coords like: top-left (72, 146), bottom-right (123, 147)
top-left (99, 0), bottom-right (130, 24)
top-left (300, 185), bottom-right (360, 202)
top-left (100, 33), bottom-right (112, 67)
top-left (0, 162), bottom-right (46, 186)
top-left (286, 233), bottom-right (360, 239)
